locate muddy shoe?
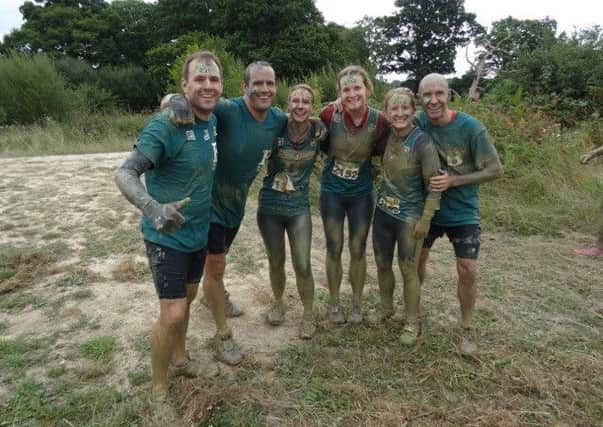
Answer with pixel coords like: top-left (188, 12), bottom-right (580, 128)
top-left (329, 304), bottom-right (346, 325)
top-left (400, 323), bottom-right (419, 346)
top-left (173, 359), bottom-right (220, 378)
top-left (215, 333), bottom-right (243, 366)
top-left (299, 316), bottom-right (316, 339)
top-left (459, 327), bottom-right (478, 356)
top-left (348, 305), bottom-right (363, 324)
top-left (266, 303), bottom-right (284, 326)
top-left (381, 306), bottom-right (395, 322)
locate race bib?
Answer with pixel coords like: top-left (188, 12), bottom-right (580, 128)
top-left (378, 195), bottom-right (401, 215)
top-left (272, 172), bottom-right (296, 192)
top-left (332, 159), bottom-right (360, 180)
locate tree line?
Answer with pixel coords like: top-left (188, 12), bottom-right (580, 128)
top-left (1, 0), bottom-right (601, 126)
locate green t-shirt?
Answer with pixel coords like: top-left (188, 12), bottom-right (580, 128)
top-left (258, 122), bottom-right (320, 216)
top-left (211, 97), bottom-right (288, 228)
top-left (415, 111), bottom-right (499, 226)
top-left (376, 127), bottom-right (441, 221)
top-left (320, 107), bottom-right (381, 197)
top-left (137, 112), bottom-right (217, 252)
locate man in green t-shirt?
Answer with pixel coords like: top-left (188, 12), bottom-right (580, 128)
top-left (415, 73), bottom-right (503, 356)
top-left (115, 51), bottom-right (224, 416)
top-left (575, 145), bottom-right (603, 257)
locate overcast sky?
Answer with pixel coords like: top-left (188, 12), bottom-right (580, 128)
top-left (1, 0), bottom-right (601, 77)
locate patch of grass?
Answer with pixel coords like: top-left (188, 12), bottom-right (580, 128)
top-left (0, 320), bottom-right (8, 334)
top-left (205, 401), bottom-right (265, 427)
top-left (79, 336), bottom-right (116, 363)
top-left (0, 290), bottom-right (45, 312)
top-left (127, 370), bottom-right (150, 387)
top-left (71, 288), bottom-right (94, 300)
top-left (82, 227), bottom-right (140, 258)
top-left (112, 256), bottom-right (149, 282)
top-left (230, 247), bottom-right (259, 275)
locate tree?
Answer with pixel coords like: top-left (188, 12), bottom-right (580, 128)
top-left (366, 0), bottom-right (482, 83)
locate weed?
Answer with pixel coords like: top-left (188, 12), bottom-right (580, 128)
top-left (79, 336), bottom-right (116, 363)
top-left (128, 370), bottom-right (150, 387)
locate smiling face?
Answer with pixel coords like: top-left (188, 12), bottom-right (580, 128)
top-left (181, 59), bottom-right (223, 119)
top-left (243, 65), bottom-right (276, 114)
top-left (287, 88), bottom-right (313, 124)
top-left (386, 93), bottom-right (415, 135)
top-left (418, 75), bottom-right (450, 126)
top-left (338, 73), bottom-right (368, 114)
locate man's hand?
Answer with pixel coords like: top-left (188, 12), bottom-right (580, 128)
top-left (430, 169), bottom-right (454, 192)
top-left (331, 97), bottom-right (343, 113)
top-left (143, 197), bottom-right (191, 234)
top-left (580, 153), bottom-right (593, 164)
top-left (167, 94), bottom-right (194, 127)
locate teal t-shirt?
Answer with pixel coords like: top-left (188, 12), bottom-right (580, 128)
top-left (320, 107), bottom-right (381, 197)
top-left (415, 111), bottom-right (499, 226)
top-left (376, 127), bottom-right (441, 222)
top-left (211, 97), bottom-right (288, 228)
top-left (137, 112), bottom-right (217, 252)
top-left (258, 122), bottom-right (320, 216)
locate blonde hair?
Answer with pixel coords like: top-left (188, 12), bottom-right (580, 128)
top-left (337, 65), bottom-right (373, 96)
top-left (384, 87), bottom-right (416, 110)
top-left (288, 84), bottom-right (316, 105)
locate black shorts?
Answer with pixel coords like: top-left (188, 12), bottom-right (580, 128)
top-left (207, 222), bottom-right (240, 255)
top-left (422, 224), bottom-right (481, 259)
top-left (144, 240), bottom-right (206, 299)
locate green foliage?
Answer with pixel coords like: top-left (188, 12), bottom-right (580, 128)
top-left (366, 0), bottom-right (483, 81)
top-left (0, 53), bottom-right (76, 125)
top-left (97, 64), bottom-right (161, 111)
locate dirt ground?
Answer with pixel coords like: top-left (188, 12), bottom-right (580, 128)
top-left (0, 152), bottom-right (602, 425)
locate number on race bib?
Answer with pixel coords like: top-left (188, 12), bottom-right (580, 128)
top-left (332, 159), bottom-right (360, 180)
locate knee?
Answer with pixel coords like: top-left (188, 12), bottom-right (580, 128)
top-left (293, 261), bottom-right (312, 281)
top-left (349, 241), bottom-right (367, 260)
top-left (399, 259), bottom-right (418, 277)
top-left (205, 254), bottom-right (226, 280)
top-left (160, 304), bottom-right (187, 329)
top-left (457, 258), bottom-right (477, 279)
top-left (268, 252), bottom-right (286, 269)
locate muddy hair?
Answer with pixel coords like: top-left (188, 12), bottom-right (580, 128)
top-left (181, 51), bottom-right (223, 81)
top-left (383, 87), bottom-right (416, 110)
top-left (244, 61), bottom-right (274, 84)
top-left (336, 65), bottom-right (374, 96)
top-left (288, 84), bottom-right (316, 105)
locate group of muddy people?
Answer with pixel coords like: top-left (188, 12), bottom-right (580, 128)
top-left (114, 50), bottom-right (602, 418)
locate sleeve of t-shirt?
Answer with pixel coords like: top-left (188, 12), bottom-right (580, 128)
top-left (213, 97), bottom-right (238, 120)
top-left (372, 112), bottom-right (390, 155)
top-left (470, 126), bottom-right (500, 170)
top-left (136, 116), bottom-right (170, 167)
top-left (319, 106), bottom-right (335, 154)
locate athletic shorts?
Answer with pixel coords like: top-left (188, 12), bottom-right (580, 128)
top-left (207, 222), bottom-right (240, 255)
top-left (144, 240), bottom-right (206, 299)
top-left (422, 224), bottom-right (481, 259)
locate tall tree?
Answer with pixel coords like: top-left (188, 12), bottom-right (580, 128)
top-left (366, 0), bottom-right (482, 82)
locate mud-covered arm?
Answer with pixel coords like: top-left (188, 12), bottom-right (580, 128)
top-left (114, 148), bottom-right (190, 233)
top-left (414, 136), bottom-right (441, 239)
top-left (580, 145), bottom-right (603, 164)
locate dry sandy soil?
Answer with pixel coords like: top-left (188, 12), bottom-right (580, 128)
top-left (0, 152), bottom-right (601, 425)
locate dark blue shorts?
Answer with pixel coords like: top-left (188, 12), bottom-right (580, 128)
top-left (144, 240), bottom-right (206, 299)
top-left (422, 224), bottom-right (481, 259)
top-left (207, 222), bottom-right (240, 255)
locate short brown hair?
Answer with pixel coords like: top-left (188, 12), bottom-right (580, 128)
top-left (337, 65), bottom-right (374, 96)
top-left (181, 51), bottom-right (223, 82)
top-left (384, 87), bottom-right (416, 110)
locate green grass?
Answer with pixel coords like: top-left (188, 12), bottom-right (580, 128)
top-left (79, 336), bottom-right (116, 363)
top-left (0, 112), bottom-right (148, 157)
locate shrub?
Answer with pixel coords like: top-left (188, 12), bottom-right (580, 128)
top-left (0, 53), bottom-right (76, 125)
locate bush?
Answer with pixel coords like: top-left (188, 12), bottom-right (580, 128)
top-left (73, 83), bottom-right (118, 113)
top-left (98, 65), bottom-right (161, 111)
top-left (0, 53), bottom-right (76, 125)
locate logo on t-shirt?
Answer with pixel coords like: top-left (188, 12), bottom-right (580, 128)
top-left (185, 130), bottom-right (196, 141)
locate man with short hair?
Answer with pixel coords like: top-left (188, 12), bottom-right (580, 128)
top-left (115, 51), bottom-right (223, 414)
top-left (415, 73), bottom-right (503, 356)
top-left (201, 61), bottom-right (288, 363)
